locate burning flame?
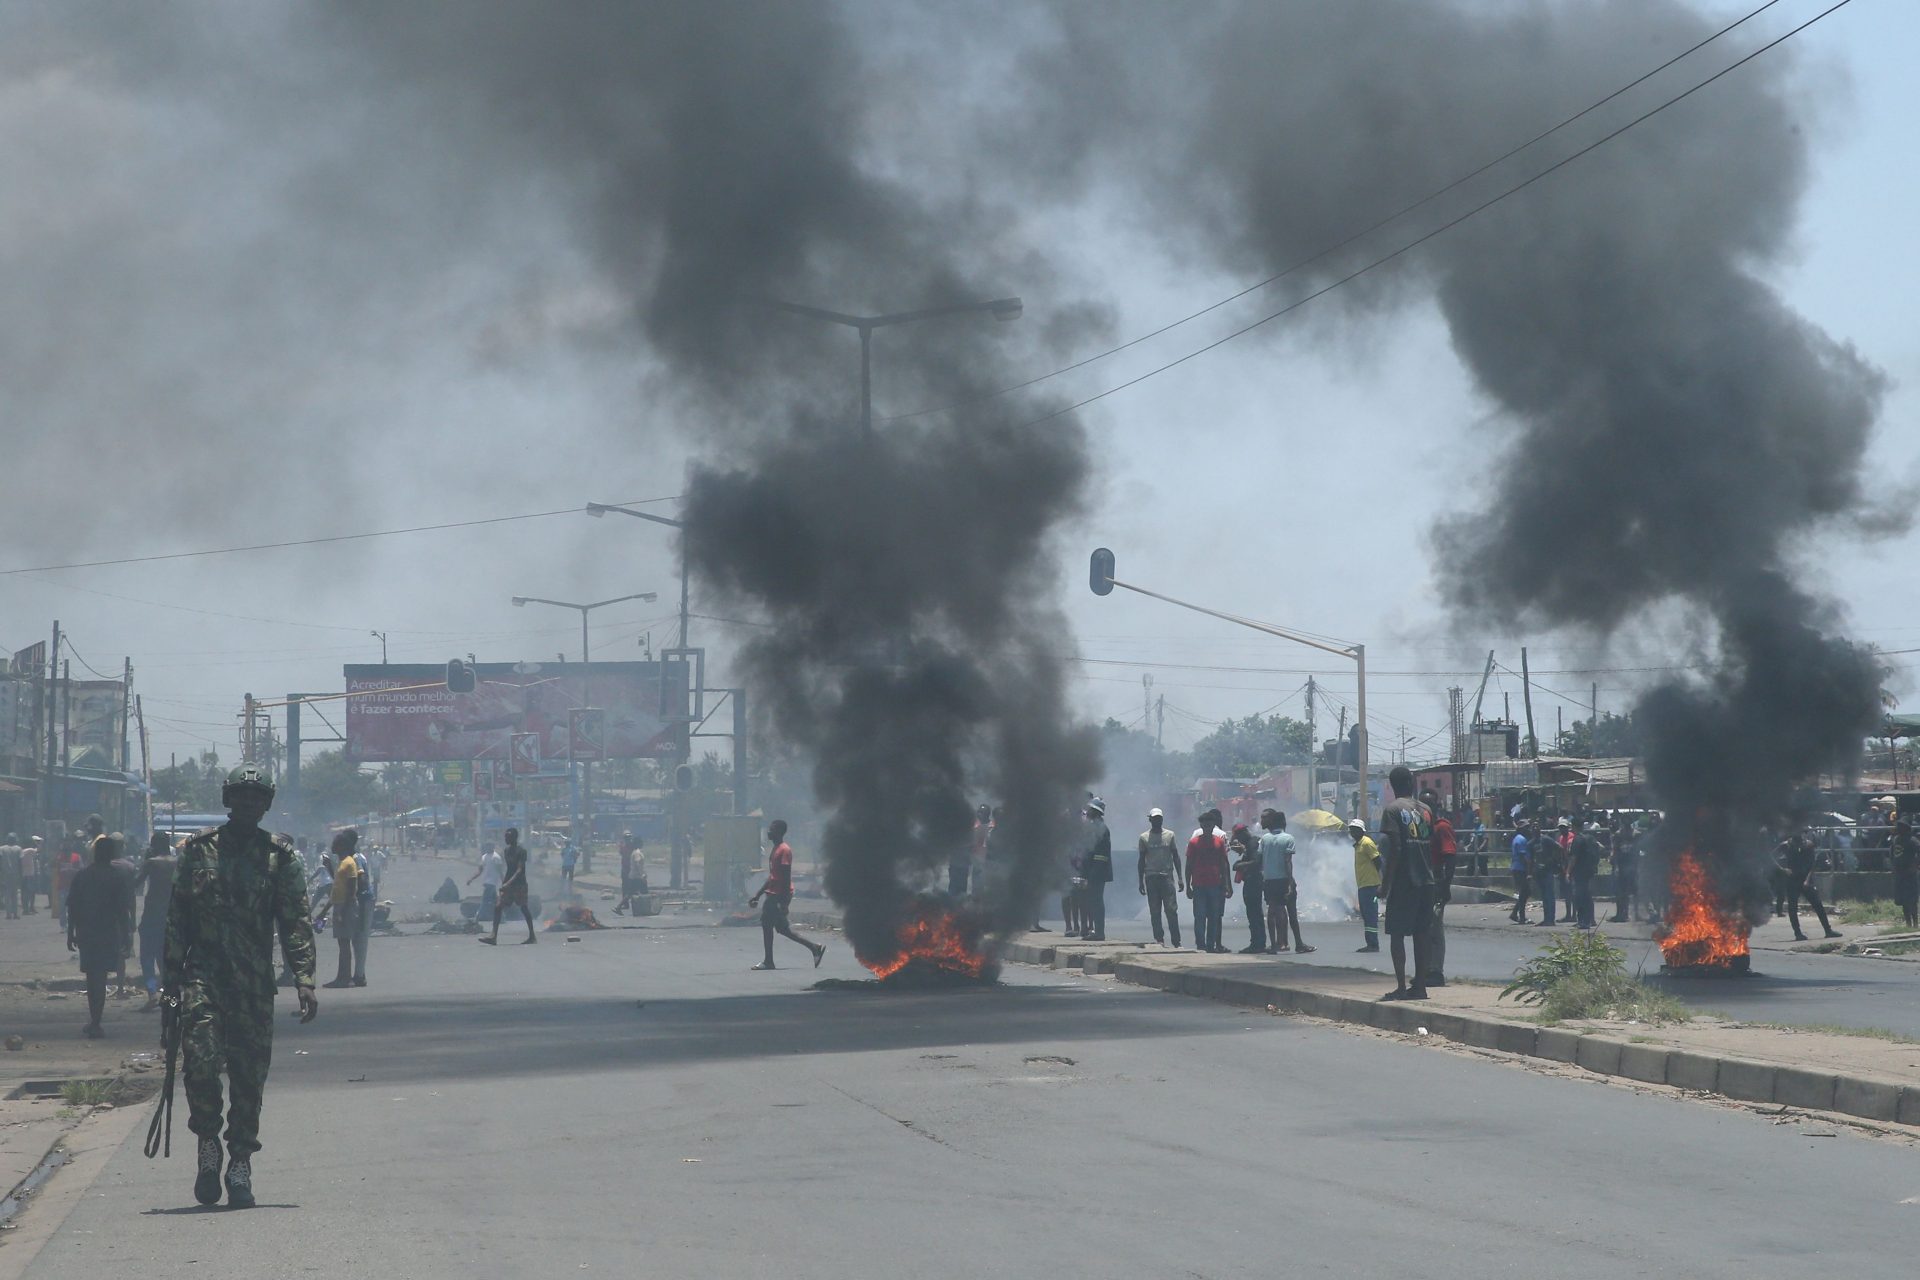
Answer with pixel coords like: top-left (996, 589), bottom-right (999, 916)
top-left (1657, 850), bottom-right (1750, 968)
top-left (859, 898), bottom-right (990, 980)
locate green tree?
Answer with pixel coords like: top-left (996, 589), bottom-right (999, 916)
top-left (300, 749), bottom-right (380, 824)
top-left (1186, 713), bottom-right (1313, 779)
top-left (153, 749), bottom-right (223, 811)
top-left (1553, 711), bottom-right (1643, 759)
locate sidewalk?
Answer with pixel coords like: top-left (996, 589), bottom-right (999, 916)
top-left (1008, 933), bottom-right (1920, 1130)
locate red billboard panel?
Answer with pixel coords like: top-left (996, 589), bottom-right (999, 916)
top-left (343, 662), bottom-right (687, 763)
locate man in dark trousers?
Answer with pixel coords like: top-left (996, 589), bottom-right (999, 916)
top-left (1568, 822), bottom-right (1604, 929)
top-left (478, 827), bottom-right (538, 945)
top-left (749, 819), bottom-right (825, 970)
top-left (67, 835), bottom-right (133, 1039)
top-left (1186, 810), bottom-right (1230, 954)
top-left (1079, 799), bottom-right (1112, 941)
top-left (1427, 805), bottom-right (1456, 985)
top-left (1377, 766), bottom-right (1436, 1002)
top-left (163, 765), bottom-right (317, 1207)
top-left (1533, 819), bottom-right (1563, 927)
top-left (1230, 822), bottom-right (1266, 953)
top-left (1137, 807), bottom-right (1183, 947)
top-left (1781, 828), bottom-right (1842, 942)
top-left (1259, 810), bottom-right (1311, 954)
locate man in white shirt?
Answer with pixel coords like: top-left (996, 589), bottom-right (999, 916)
top-left (467, 844), bottom-right (505, 923)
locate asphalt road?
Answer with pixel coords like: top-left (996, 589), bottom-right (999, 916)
top-left (1048, 894), bottom-right (1920, 1038)
top-left (20, 877), bottom-right (1920, 1278)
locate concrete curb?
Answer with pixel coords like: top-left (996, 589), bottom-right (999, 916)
top-left (1015, 941), bottom-right (1920, 1130)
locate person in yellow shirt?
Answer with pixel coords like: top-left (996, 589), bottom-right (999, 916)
top-left (324, 831), bottom-right (363, 989)
top-left (1349, 818), bottom-right (1381, 953)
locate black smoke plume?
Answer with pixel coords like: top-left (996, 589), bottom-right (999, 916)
top-left (1033, 1), bottom-right (1891, 905)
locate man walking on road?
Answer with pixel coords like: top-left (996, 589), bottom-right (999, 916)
top-left (468, 843), bottom-right (504, 920)
top-left (1138, 808), bottom-right (1183, 947)
top-left (134, 833), bottom-right (177, 1012)
top-left (163, 764), bottom-right (318, 1208)
top-left (479, 827), bottom-right (538, 945)
top-left (1781, 828), bottom-right (1841, 943)
top-left (67, 835), bottom-right (133, 1039)
top-left (1350, 819), bottom-right (1381, 952)
top-left (1377, 766), bottom-right (1436, 1001)
top-left (749, 819), bottom-right (825, 970)
top-left (1259, 810), bottom-right (1312, 954)
top-left (1186, 810), bottom-right (1230, 953)
top-left (324, 831), bottom-right (363, 988)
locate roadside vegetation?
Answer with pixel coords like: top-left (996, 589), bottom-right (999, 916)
top-left (1500, 930), bottom-right (1690, 1024)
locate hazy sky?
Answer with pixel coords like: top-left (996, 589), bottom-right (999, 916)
top-left (2, 0), bottom-right (1911, 778)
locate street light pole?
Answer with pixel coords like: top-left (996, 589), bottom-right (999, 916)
top-left (754, 295), bottom-right (1023, 440)
top-left (1089, 549), bottom-right (1372, 825)
top-left (511, 591), bottom-right (657, 877)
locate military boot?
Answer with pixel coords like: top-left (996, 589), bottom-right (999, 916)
top-left (225, 1153), bottom-right (254, 1209)
top-left (194, 1137), bottom-right (222, 1206)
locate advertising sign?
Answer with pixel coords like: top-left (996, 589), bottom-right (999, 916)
top-left (569, 708), bottom-right (607, 762)
top-left (0, 675), bottom-right (33, 760)
top-left (342, 661), bottom-right (687, 763)
top-left (435, 762), bottom-right (469, 786)
top-left (58, 680), bottom-right (126, 758)
top-left (12, 642), bottom-right (46, 676)
top-left (510, 732), bottom-right (542, 777)
top-left (472, 760), bottom-right (494, 801)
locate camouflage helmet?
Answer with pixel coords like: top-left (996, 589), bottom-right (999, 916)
top-left (221, 763), bottom-right (277, 807)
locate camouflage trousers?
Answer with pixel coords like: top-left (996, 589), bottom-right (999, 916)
top-left (180, 983), bottom-right (276, 1157)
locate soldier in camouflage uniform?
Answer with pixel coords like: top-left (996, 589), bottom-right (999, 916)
top-left (163, 764), bottom-right (318, 1208)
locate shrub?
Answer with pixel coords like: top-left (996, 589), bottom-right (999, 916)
top-left (1501, 931), bottom-right (1689, 1024)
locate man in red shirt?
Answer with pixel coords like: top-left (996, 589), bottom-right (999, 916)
top-left (749, 820), bottom-right (825, 971)
top-left (1185, 808), bottom-right (1231, 954)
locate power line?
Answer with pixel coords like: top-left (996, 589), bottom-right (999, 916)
top-left (1013, 0), bottom-right (1854, 432)
top-left (883, 0), bottom-right (1788, 426)
top-left (0, 494), bottom-right (683, 577)
top-left (58, 636), bottom-right (118, 681)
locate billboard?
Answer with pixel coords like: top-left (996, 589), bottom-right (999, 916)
top-left (343, 661), bottom-right (687, 763)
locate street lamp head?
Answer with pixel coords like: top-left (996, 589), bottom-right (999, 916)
top-left (585, 504), bottom-right (608, 518)
top-left (640, 592), bottom-right (659, 602)
top-left (990, 297), bottom-right (1023, 322)
top-left (511, 597), bottom-right (529, 608)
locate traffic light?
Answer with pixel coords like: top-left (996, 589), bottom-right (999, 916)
top-left (1089, 547), bottom-right (1116, 596)
top-left (673, 763), bottom-right (695, 792)
top-left (445, 659), bottom-right (475, 693)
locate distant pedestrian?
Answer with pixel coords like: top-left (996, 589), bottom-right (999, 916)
top-left (66, 835), bottom-right (132, 1038)
top-left (968, 804), bottom-right (993, 895)
top-left (1893, 817), bottom-right (1919, 930)
top-left (0, 833), bottom-right (21, 919)
top-left (1609, 822), bottom-right (1637, 923)
top-left (1427, 806), bottom-right (1456, 986)
top-left (749, 819), bottom-right (825, 970)
top-left (614, 833), bottom-right (648, 915)
top-left (1556, 819), bottom-right (1578, 923)
top-left (134, 833), bottom-right (177, 1012)
top-left (1230, 822), bottom-right (1266, 953)
top-left (1137, 807), bottom-right (1183, 947)
top-left (1259, 810), bottom-right (1312, 954)
top-left (1186, 810), bottom-right (1230, 953)
top-left (468, 844), bottom-right (505, 921)
top-left (1533, 819), bottom-right (1563, 927)
top-left (1509, 823), bottom-right (1532, 923)
top-left (1569, 823), bottom-right (1603, 929)
top-left (21, 838), bottom-right (42, 915)
top-left (1377, 767), bottom-right (1436, 1002)
top-left (323, 831), bottom-right (364, 988)
top-left (1080, 799), bottom-right (1112, 941)
top-left (560, 839), bottom-right (579, 893)
top-left (1350, 819), bottom-right (1381, 952)
top-left (950, 808), bottom-right (982, 897)
top-left (1780, 830), bottom-right (1841, 942)
top-left (478, 827), bottom-right (538, 945)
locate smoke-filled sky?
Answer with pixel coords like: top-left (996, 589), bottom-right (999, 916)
top-left (1, 0), bottom-right (1914, 781)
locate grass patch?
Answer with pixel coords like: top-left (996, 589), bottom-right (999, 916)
top-left (1502, 930), bottom-right (1692, 1024)
top-left (1835, 899), bottom-right (1903, 926)
top-left (58, 1079), bottom-right (114, 1107)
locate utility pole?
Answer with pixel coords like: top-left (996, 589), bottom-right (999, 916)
top-left (372, 631), bottom-right (388, 664)
top-left (135, 695), bottom-right (152, 837)
top-left (1591, 680), bottom-right (1600, 755)
top-left (121, 657), bottom-right (133, 771)
top-left (1335, 704), bottom-right (1348, 817)
top-left (1142, 673), bottom-right (1153, 730)
top-left (1520, 647), bottom-right (1537, 758)
top-left (243, 693), bottom-right (256, 765)
top-left (1447, 685), bottom-right (1465, 763)
top-left (60, 661), bottom-right (71, 796)
top-left (1305, 677), bottom-right (1317, 810)
top-left (43, 620), bottom-right (59, 829)
top-left (1155, 695), bottom-right (1165, 749)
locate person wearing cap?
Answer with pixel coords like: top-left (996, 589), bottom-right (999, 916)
top-left (1078, 798), bottom-right (1112, 942)
top-left (1137, 807), bottom-right (1183, 947)
top-left (1348, 818), bottom-right (1381, 952)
